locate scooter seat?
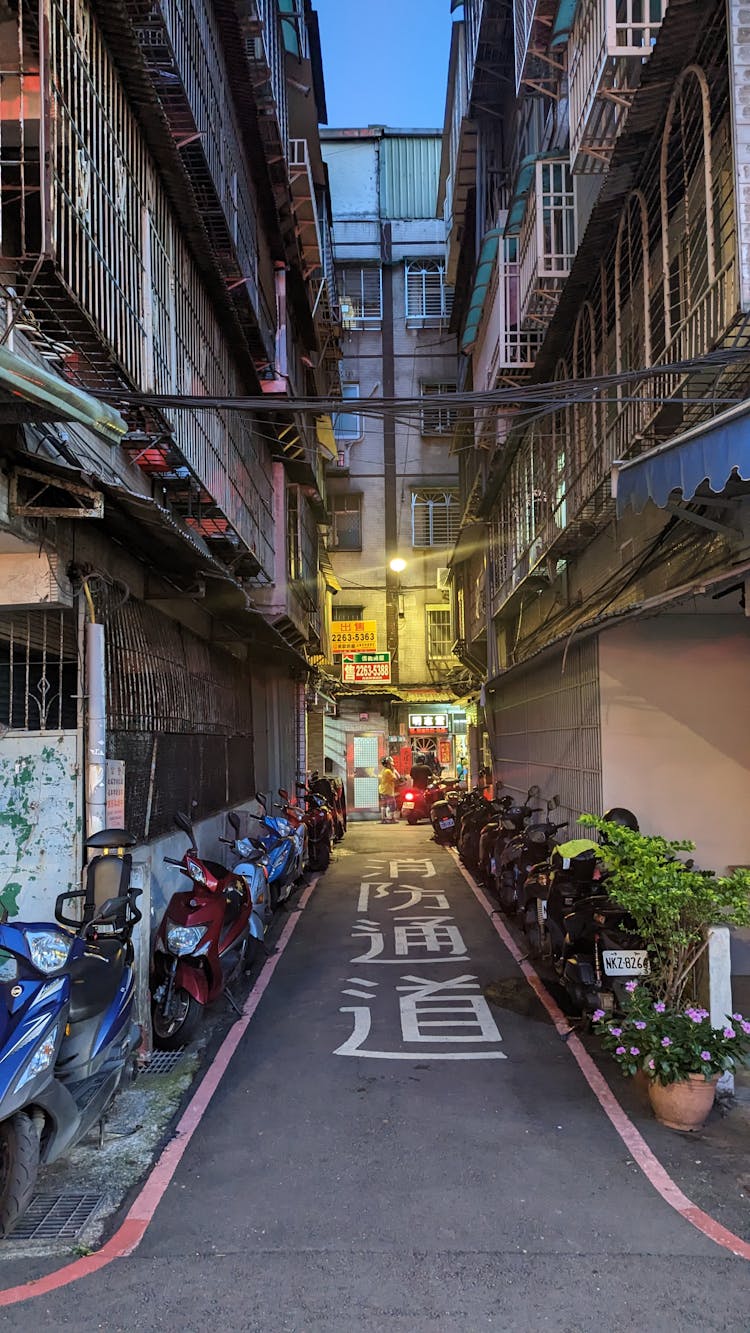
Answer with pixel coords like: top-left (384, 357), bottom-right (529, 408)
top-left (68, 940), bottom-right (126, 1024)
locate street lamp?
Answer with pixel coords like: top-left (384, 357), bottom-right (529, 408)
top-left (389, 557), bottom-right (407, 573)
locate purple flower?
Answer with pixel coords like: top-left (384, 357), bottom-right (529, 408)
top-left (661, 1037), bottom-right (671, 1047)
top-left (615, 1046), bottom-right (626, 1056)
top-left (741, 1021), bottom-right (750, 1036)
top-left (647, 1058), bottom-right (655, 1071)
top-left (630, 1047), bottom-right (640, 1056)
top-left (609, 1027), bottom-right (622, 1037)
top-left (634, 1021), bottom-right (646, 1030)
top-left (723, 1026), bottom-right (736, 1039)
top-left (653, 1001), bottom-right (666, 1014)
top-left (732, 1013), bottom-right (744, 1022)
top-left (592, 1009), bottom-right (606, 1022)
top-left (700, 1051), bottom-right (712, 1062)
top-left (685, 1008), bottom-right (703, 1024)
top-left (625, 980), bottom-right (639, 994)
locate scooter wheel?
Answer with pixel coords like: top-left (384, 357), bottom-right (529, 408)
top-left (311, 841), bottom-right (331, 872)
top-left (0, 1112), bottom-right (40, 1238)
top-left (406, 816), bottom-right (418, 826)
top-left (152, 989), bottom-right (203, 1050)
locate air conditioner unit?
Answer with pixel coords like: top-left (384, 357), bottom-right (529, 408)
top-left (436, 567), bottom-right (450, 590)
top-left (340, 299), bottom-right (357, 329)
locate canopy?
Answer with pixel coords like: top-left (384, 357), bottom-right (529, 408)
top-left (461, 229), bottom-right (500, 353)
top-left (550, 0), bottom-right (578, 49)
top-left (611, 401), bottom-right (750, 516)
top-left (0, 346), bottom-right (127, 444)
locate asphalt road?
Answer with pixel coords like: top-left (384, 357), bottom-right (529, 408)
top-left (1, 823), bottom-right (748, 1331)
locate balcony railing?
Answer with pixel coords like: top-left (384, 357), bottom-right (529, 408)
top-left (514, 0), bottom-right (560, 93)
top-left (288, 139), bottom-right (322, 274)
top-left (569, 0), bottom-right (669, 172)
top-left (517, 159), bottom-right (576, 328)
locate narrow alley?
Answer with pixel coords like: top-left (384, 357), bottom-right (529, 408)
top-left (1, 826), bottom-right (747, 1330)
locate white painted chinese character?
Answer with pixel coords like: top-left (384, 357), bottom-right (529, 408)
top-left (388, 858), bottom-right (437, 880)
top-left (350, 920), bottom-right (386, 960)
top-left (397, 974), bottom-right (503, 1045)
top-left (357, 881), bottom-right (392, 913)
top-left (333, 974), bottom-right (505, 1061)
top-left (394, 917), bottom-right (467, 958)
top-left (389, 883), bottom-right (450, 912)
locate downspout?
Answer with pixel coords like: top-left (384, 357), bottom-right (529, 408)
top-left (296, 679), bottom-right (307, 784)
top-left (82, 581), bottom-right (107, 837)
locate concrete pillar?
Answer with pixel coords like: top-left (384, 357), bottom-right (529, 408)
top-left (707, 925), bottom-right (734, 1094)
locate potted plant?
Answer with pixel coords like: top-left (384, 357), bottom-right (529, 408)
top-left (594, 985), bottom-right (750, 1130)
top-left (583, 818), bottom-right (750, 1008)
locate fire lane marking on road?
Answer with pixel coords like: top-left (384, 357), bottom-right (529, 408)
top-left (0, 877), bottom-right (320, 1309)
top-left (450, 849), bottom-right (750, 1263)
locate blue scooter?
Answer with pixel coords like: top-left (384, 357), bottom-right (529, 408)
top-left (253, 791), bottom-right (305, 908)
top-left (0, 828), bottom-right (142, 1237)
top-left (221, 810), bottom-right (273, 959)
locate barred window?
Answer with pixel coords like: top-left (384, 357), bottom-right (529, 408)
top-left (420, 381), bottom-right (457, 436)
top-left (426, 607), bottom-right (453, 660)
top-left (331, 493), bottom-right (362, 550)
top-left (333, 382), bottom-right (362, 440)
top-left (405, 260), bottom-right (453, 324)
top-left (332, 603), bottom-right (364, 621)
top-left (411, 490), bottom-right (460, 547)
top-left (337, 265), bottom-right (383, 326)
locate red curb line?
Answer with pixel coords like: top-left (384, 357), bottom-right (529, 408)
top-left (450, 851), bottom-right (750, 1262)
top-left (0, 878), bottom-right (320, 1308)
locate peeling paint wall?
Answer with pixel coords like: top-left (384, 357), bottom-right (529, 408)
top-left (0, 735), bottom-right (81, 919)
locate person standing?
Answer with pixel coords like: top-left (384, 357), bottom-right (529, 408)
top-left (378, 757), bottom-right (398, 823)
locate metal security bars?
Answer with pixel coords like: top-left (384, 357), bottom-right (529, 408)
top-left (426, 607), bottom-right (454, 660)
top-left (0, 611), bottom-right (78, 732)
top-left (405, 261), bottom-right (454, 326)
top-left (420, 382), bottom-right (458, 435)
top-left (518, 159), bottom-right (576, 327)
top-left (337, 266), bottom-right (383, 327)
top-left (411, 490), bottom-right (461, 547)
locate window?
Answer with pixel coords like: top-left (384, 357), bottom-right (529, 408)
top-left (337, 265), bottom-right (383, 327)
top-left (332, 603), bottom-right (364, 621)
top-left (331, 493), bottom-right (362, 550)
top-left (333, 382), bottom-right (361, 440)
top-left (405, 260), bottom-right (453, 325)
top-left (420, 381), bottom-right (457, 436)
top-left (287, 486), bottom-right (302, 581)
top-left (426, 607), bottom-right (453, 660)
top-left (411, 490), bottom-right (460, 548)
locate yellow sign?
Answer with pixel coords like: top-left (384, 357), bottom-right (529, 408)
top-left (331, 619), bottom-right (378, 653)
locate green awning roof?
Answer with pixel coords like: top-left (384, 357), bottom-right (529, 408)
top-left (504, 155), bottom-right (538, 236)
top-left (0, 346), bottom-right (127, 445)
top-left (550, 0), bottom-right (578, 49)
top-left (461, 228), bottom-right (501, 354)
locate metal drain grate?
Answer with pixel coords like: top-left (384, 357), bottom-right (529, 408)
top-left (11, 1193), bottom-right (103, 1241)
top-left (139, 1048), bottom-right (186, 1076)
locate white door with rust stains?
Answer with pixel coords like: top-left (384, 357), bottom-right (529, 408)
top-left (0, 734), bottom-right (82, 919)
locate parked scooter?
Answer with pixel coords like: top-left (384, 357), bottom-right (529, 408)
top-left (309, 773), bottom-right (346, 841)
top-left (151, 811), bottom-right (256, 1048)
top-left (400, 781), bottom-right (446, 826)
top-left (253, 791), bottom-right (306, 906)
top-left (494, 798), bottom-right (567, 916)
top-left (429, 786), bottom-right (462, 844)
top-left (296, 781), bottom-right (335, 870)
top-left (222, 810), bottom-right (273, 954)
top-left (483, 788), bottom-right (542, 900)
top-left (0, 828), bottom-right (142, 1237)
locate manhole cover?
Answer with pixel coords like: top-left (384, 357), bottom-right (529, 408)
top-left (11, 1193), bottom-right (103, 1241)
top-left (140, 1048), bottom-right (186, 1076)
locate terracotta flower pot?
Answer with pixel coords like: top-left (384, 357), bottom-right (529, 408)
top-left (647, 1072), bottom-right (719, 1131)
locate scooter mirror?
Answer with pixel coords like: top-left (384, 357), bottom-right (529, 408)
top-left (88, 895), bottom-right (130, 928)
top-left (278, 788), bottom-right (290, 801)
top-left (227, 810), bottom-right (241, 833)
top-left (174, 811), bottom-right (194, 839)
top-left (255, 792), bottom-right (267, 806)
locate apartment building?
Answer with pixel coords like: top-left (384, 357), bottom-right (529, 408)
top-left (313, 127), bottom-right (467, 814)
top-left (0, 0), bottom-right (339, 918)
top-left (443, 0), bottom-right (750, 877)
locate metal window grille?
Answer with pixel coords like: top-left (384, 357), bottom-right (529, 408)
top-left (337, 266), bottom-right (383, 326)
top-left (411, 490), bottom-right (460, 548)
top-left (331, 494), bottom-right (362, 550)
top-left (332, 604), bottom-right (364, 622)
top-left (426, 608), bottom-right (453, 660)
top-left (287, 487), bottom-right (302, 582)
top-left (333, 383), bottom-right (361, 440)
top-left (0, 611), bottom-right (78, 733)
top-left (405, 261), bottom-right (454, 324)
top-left (420, 382), bottom-right (457, 436)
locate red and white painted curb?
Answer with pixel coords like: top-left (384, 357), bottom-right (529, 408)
top-left (450, 850), bottom-right (750, 1262)
top-left (0, 878), bottom-right (319, 1308)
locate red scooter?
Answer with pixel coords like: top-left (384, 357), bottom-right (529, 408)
top-left (296, 781), bottom-right (335, 871)
top-left (401, 781), bottom-right (447, 825)
top-left (151, 811), bottom-right (259, 1048)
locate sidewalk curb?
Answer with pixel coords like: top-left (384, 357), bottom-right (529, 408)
top-left (450, 850), bottom-right (750, 1263)
top-left (0, 877), bottom-right (320, 1309)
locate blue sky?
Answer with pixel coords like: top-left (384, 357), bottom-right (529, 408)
top-left (315, 0), bottom-right (454, 130)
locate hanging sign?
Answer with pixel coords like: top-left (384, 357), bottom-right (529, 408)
top-left (331, 619), bottom-right (378, 653)
top-left (106, 759), bottom-right (126, 827)
top-left (342, 652), bottom-right (391, 684)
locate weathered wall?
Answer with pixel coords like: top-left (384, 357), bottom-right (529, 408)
top-left (0, 734), bottom-right (82, 919)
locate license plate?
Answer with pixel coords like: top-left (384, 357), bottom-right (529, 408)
top-left (439, 818), bottom-right (454, 829)
top-left (602, 949), bottom-right (650, 977)
top-left (540, 900), bottom-right (547, 920)
top-left (403, 800), bottom-right (414, 809)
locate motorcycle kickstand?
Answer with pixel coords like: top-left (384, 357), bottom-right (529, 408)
top-left (225, 990), bottom-right (243, 1016)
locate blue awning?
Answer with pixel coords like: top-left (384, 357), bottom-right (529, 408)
top-left (550, 0), bottom-right (579, 49)
top-left (611, 401), bottom-right (750, 516)
top-left (461, 228), bottom-right (500, 353)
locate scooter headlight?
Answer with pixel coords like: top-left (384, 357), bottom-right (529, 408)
top-left (14, 1022), bottom-right (60, 1092)
top-left (25, 930), bottom-right (72, 974)
top-left (165, 923), bottom-right (207, 956)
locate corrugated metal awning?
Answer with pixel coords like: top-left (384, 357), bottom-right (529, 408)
top-left (550, 0), bottom-right (578, 48)
top-left (380, 133), bottom-right (442, 220)
top-left (611, 400), bottom-right (750, 516)
top-left (461, 229), bottom-right (501, 353)
top-left (504, 155), bottom-right (539, 235)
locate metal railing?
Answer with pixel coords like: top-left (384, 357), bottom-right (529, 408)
top-left (518, 159), bottom-right (576, 327)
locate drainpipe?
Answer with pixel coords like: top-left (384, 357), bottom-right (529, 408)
top-left (296, 679), bottom-right (307, 784)
top-left (83, 582), bottom-right (107, 837)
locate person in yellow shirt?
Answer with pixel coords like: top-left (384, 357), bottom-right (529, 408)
top-left (378, 757), bottom-right (398, 823)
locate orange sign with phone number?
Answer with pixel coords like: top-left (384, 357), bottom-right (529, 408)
top-left (331, 620), bottom-right (378, 653)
